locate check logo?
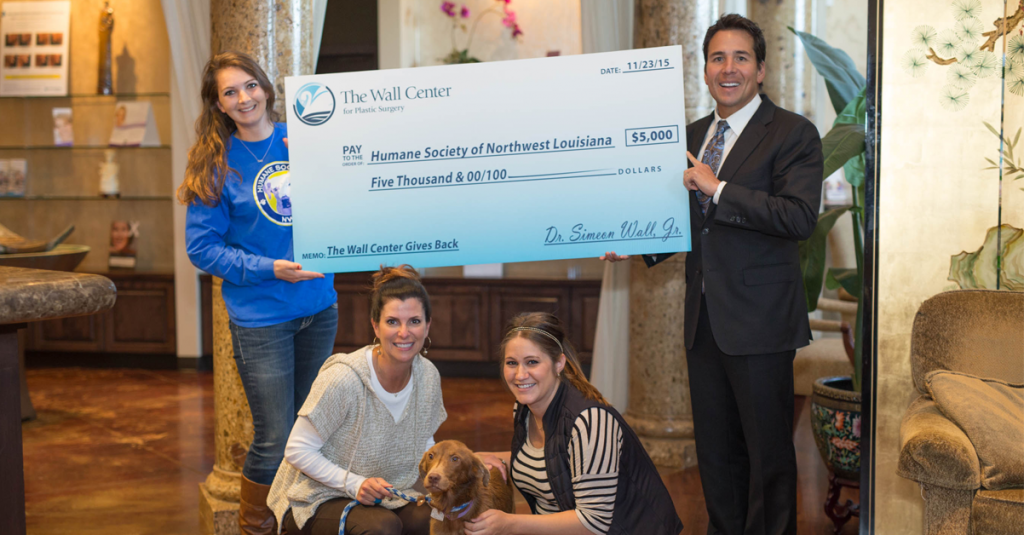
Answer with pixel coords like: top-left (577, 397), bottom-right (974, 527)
top-left (294, 83), bottom-right (336, 126)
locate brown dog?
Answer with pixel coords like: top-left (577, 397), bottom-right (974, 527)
top-left (418, 440), bottom-right (514, 535)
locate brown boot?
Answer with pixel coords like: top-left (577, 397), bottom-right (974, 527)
top-left (240, 475), bottom-right (277, 535)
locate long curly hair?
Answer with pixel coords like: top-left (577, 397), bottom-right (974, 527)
top-left (176, 51), bottom-right (279, 207)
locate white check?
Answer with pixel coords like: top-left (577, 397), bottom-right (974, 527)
top-left (284, 46), bottom-right (690, 273)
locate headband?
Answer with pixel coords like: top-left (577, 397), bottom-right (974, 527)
top-left (508, 326), bottom-right (563, 354)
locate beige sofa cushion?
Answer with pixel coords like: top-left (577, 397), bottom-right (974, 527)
top-left (911, 290), bottom-right (1024, 394)
top-left (926, 371), bottom-right (1024, 489)
top-left (972, 488), bottom-right (1024, 535)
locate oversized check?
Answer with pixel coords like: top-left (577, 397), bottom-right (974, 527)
top-left (284, 46), bottom-right (690, 273)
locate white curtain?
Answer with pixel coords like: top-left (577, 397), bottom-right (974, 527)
top-left (312, 0), bottom-right (328, 72)
top-left (581, 0), bottom-right (633, 412)
top-left (162, 0), bottom-right (210, 359)
top-left (582, 0), bottom-right (633, 54)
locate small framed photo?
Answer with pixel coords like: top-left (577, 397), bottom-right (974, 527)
top-left (35, 54), bottom-right (48, 67)
top-left (35, 33), bottom-right (48, 46)
top-left (49, 33), bottom-right (63, 45)
top-left (49, 54), bottom-right (61, 67)
top-left (5, 159), bottom-right (27, 197)
top-left (109, 220), bottom-right (139, 269)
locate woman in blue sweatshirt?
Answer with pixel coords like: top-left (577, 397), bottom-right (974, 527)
top-left (178, 52), bottom-right (338, 535)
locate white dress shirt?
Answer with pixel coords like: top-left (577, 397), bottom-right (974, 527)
top-left (696, 93), bottom-right (763, 204)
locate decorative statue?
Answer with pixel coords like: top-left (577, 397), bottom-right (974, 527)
top-left (98, 1), bottom-right (114, 95)
top-left (99, 149), bottom-right (119, 198)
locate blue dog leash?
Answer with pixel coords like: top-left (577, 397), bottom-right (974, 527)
top-left (337, 488), bottom-right (471, 535)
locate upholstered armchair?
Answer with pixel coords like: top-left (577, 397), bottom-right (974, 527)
top-left (897, 290), bottom-right (1024, 535)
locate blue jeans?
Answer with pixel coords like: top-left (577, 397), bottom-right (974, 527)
top-left (229, 303), bottom-right (338, 485)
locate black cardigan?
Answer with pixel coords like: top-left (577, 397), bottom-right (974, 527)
top-left (510, 382), bottom-right (683, 535)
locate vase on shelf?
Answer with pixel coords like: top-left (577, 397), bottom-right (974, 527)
top-left (98, 1), bottom-right (114, 95)
top-left (98, 149), bottom-right (119, 198)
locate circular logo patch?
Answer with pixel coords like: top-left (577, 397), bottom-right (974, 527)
top-left (294, 82), bottom-right (335, 126)
top-left (253, 161), bottom-right (292, 226)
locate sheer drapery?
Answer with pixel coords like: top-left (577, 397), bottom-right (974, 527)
top-left (312, 0), bottom-right (327, 72)
top-left (582, 0), bottom-right (633, 411)
top-left (162, 0), bottom-right (210, 358)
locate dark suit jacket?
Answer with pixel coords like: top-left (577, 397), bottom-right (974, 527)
top-left (645, 95), bottom-right (822, 356)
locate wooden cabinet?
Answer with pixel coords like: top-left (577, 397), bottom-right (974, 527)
top-left (329, 274), bottom-right (601, 367)
top-left (29, 272), bottom-right (599, 370)
top-left (27, 272), bottom-right (176, 356)
top-left (200, 274), bottom-right (602, 374)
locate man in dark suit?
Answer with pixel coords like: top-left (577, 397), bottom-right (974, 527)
top-left (603, 14), bottom-right (822, 535)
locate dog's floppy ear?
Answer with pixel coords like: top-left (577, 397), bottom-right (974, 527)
top-left (474, 454), bottom-right (490, 487)
top-left (419, 448), bottom-right (433, 476)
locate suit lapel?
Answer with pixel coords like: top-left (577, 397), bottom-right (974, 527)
top-left (715, 96), bottom-right (775, 185)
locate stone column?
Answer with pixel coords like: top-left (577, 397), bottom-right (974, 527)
top-left (624, 255), bottom-right (696, 468)
top-left (201, 4), bottom-right (317, 532)
top-left (747, 0), bottom-right (817, 121)
top-left (211, 0), bottom-right (317, 118)
top-left (633, 0), bottom-right (718, 123)
top-left (625, 0), bottom-right (717, 469)
top-left (199, 279), bottom-right (253, 535)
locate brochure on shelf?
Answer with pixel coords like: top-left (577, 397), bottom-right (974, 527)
top-left (0, 160), bottom-right (8, 195)
top-left (108, 220), bottom-right (139, 269)
top-left (52, 107), bottom-right (73, 146)
top-left (0, 159), bottom-right (27, 197)
top-left (108, 101), bottom-right (161, 147)
top-left (0, 1), bottom-right (70, 96)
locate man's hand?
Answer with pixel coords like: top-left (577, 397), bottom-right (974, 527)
top-left (356, 477), bottom-right (393, 505)
top-left (283, 137), bottom-right (288, 149)
top-left (684, 151), bottom-right (721, 196)
top-left (273, 260), bottom-right (325, 283)
top-left (599, 251), bottom-right (630, 262)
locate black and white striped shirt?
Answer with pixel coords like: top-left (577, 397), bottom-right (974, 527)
top-left (511, 406), bottom-right (624, 535)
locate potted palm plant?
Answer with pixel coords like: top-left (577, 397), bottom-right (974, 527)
top-left (790, 28), bottom-right (867, 485)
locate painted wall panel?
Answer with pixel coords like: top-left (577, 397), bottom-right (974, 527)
top-left (875, 1), bottom-right (1022, 532)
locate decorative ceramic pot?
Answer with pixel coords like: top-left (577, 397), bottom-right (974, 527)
top-left (810, 376), bottom-right (862, 480)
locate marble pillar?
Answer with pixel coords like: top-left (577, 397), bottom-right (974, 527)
top-left (199, 279), bottom-right (253, 535)
top-left (211, 0), bottom-right (317, 118)
top-left (633, 0), bottom-right (718, 123)
top-left (624, 255), bottom-right (696, 468)
top-left (626, 0), bottom-right (716, 469)
top-left (747, 0), bottom-right (817, 121)
top-left (202, 3), bottom-right (317, 533)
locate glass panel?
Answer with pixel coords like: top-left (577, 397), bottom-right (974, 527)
top-left (996, 2), bottom-right (1024, 289)
top-left (873, 2), bottom-right (1024, 531)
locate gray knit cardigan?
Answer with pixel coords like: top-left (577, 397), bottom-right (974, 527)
top-left (267, 346), bottom-right (446, 531)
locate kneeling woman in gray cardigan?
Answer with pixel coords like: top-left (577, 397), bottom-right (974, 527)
top-left (269, 265), bottom-right (446, 535)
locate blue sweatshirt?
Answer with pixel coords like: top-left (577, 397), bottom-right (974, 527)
top-left (185, 123), bottom-right (336, 328)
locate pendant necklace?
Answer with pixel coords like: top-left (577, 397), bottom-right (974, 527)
top-left (236, 127), bottom-right (275, 163)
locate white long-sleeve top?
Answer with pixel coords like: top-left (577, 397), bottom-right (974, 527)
top-left (284, 349), bottom-right (435, 496)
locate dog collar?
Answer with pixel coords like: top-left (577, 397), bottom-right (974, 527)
top-left (447, 500), bottom-right (474, 520)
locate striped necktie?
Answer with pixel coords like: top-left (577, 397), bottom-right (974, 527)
top-left (695, 120), bottom-right (729, 215)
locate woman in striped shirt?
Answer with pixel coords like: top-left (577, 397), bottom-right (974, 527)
top-left (465, 313), bottom-right (683, 535)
